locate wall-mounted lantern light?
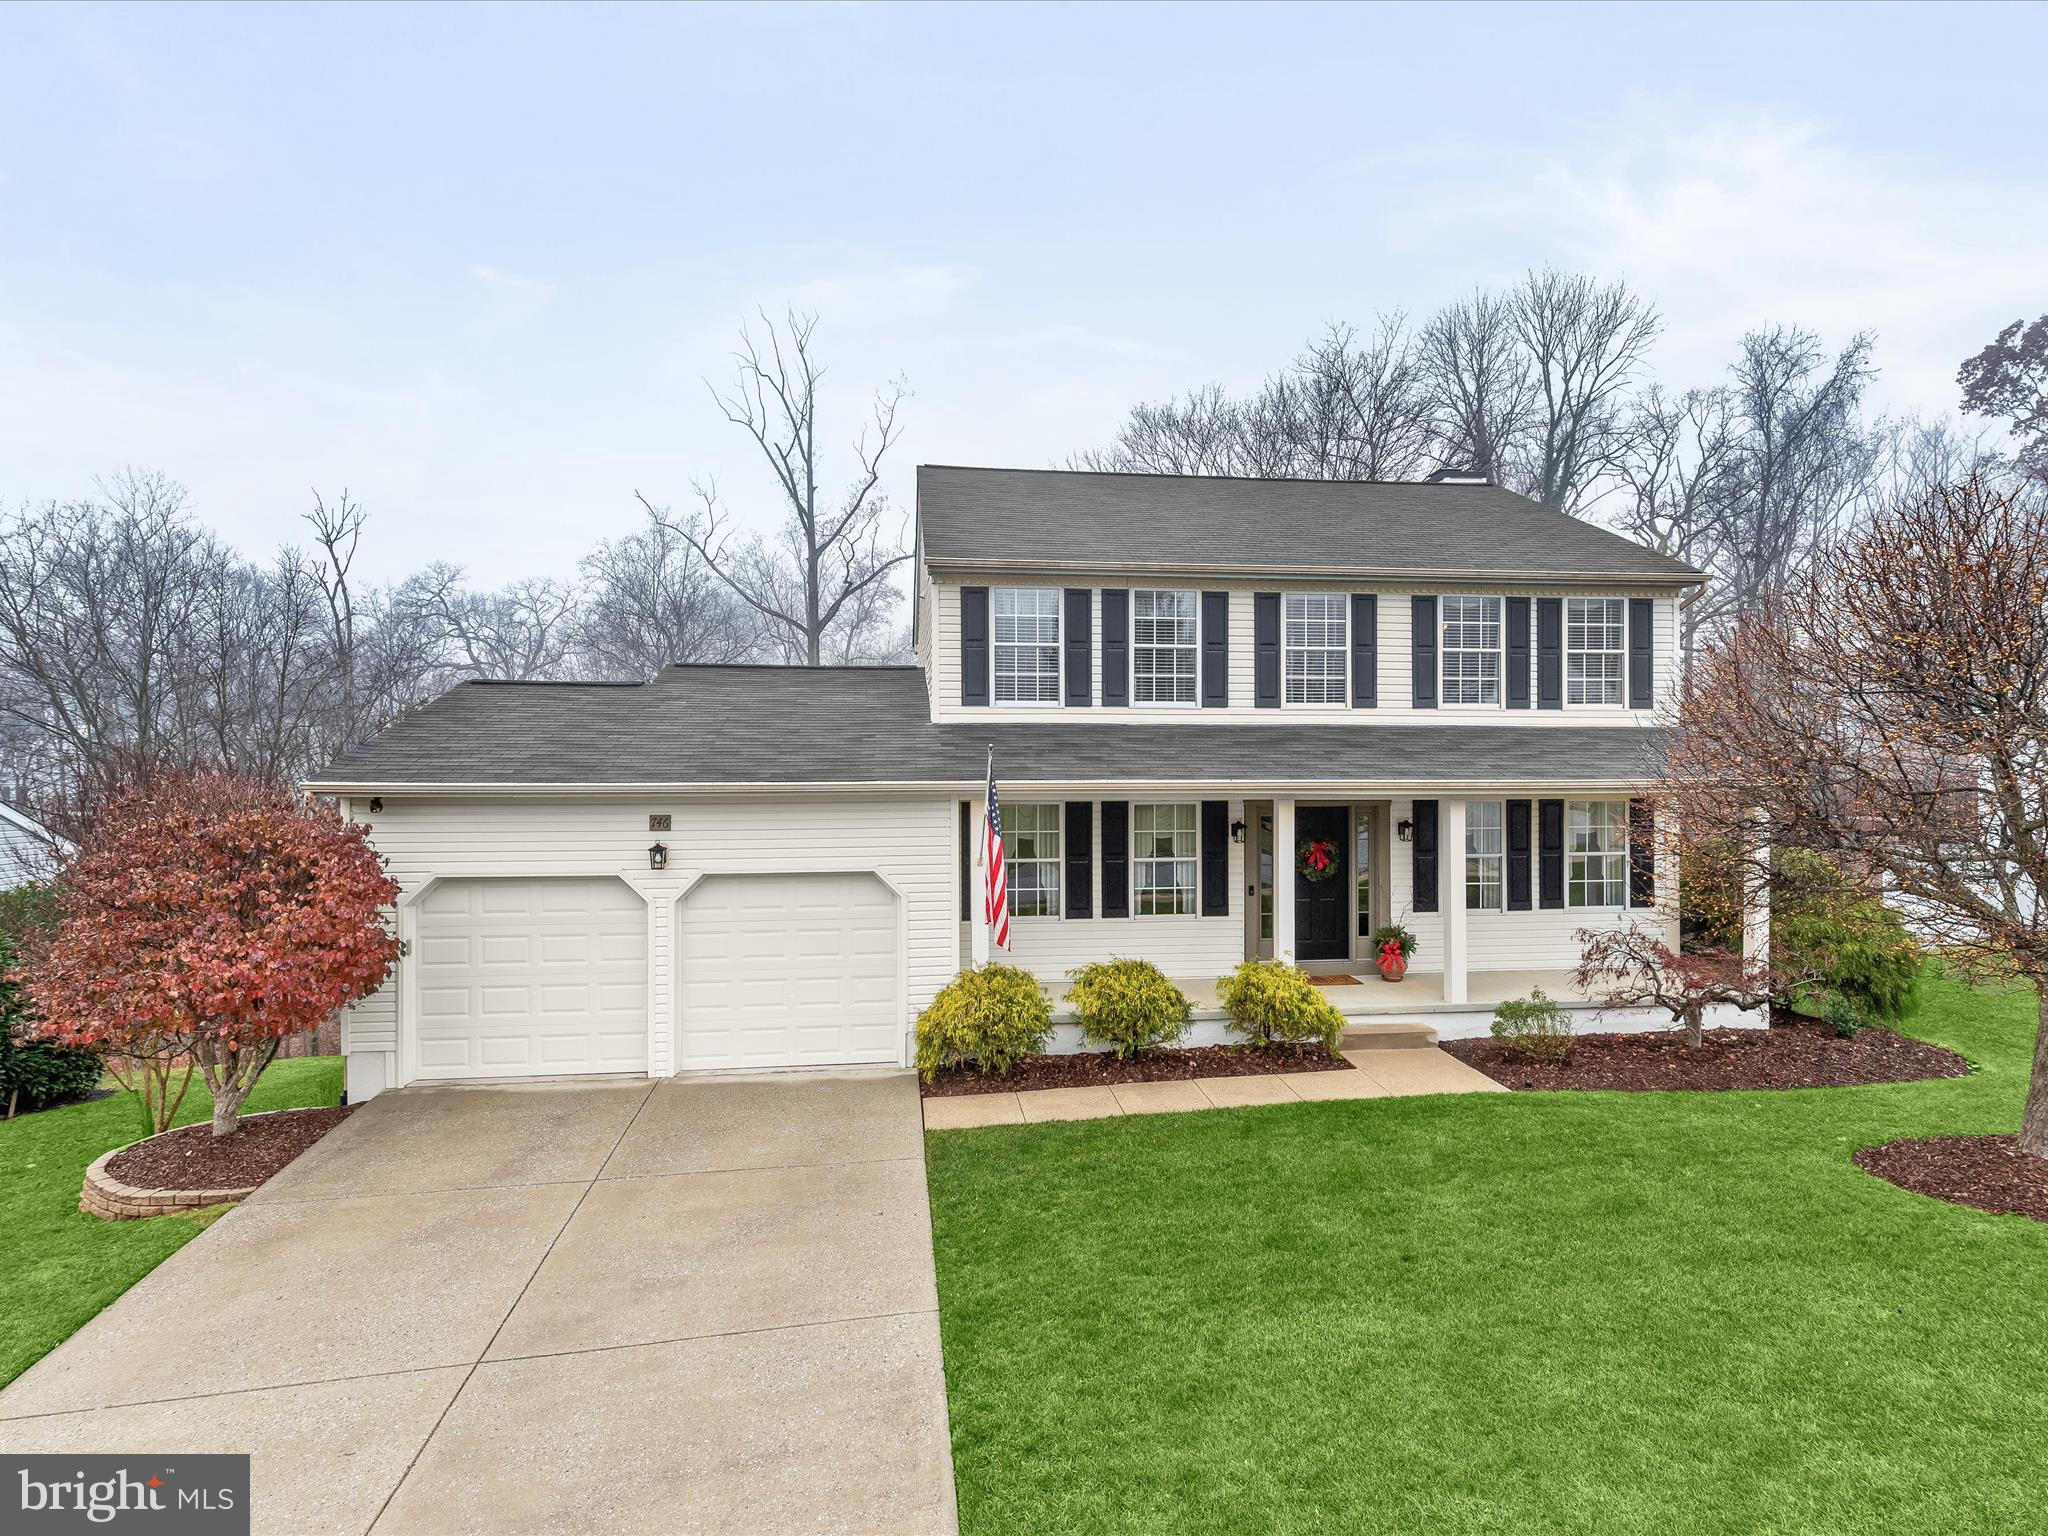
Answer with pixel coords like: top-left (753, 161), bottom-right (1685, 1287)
top-left (368, 796), bottom-right (384, 814)
top-left (648, 842), bottom-right (669, 871)
top-left (1230, 819), bottom-right (1247, 844)
top-left (1396, 818), bottom-right (1414, 843)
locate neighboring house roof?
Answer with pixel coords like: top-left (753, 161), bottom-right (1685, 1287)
top-left (308, 665), bottom-right (1667, 791)
top-left (915, 465), bottom-right (1705, 583)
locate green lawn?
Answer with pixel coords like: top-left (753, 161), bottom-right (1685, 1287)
top-left (925, 974), bottom-right (2048, 1536)
top-left (0, 1057), bottom-right (342, 1389)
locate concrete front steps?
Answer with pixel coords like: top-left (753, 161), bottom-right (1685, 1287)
top-left (1340, 1021), bottom-right (1440, 1051)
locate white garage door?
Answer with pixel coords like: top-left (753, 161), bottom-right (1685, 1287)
top-left (414, 878), bottom-right (649, 1080)
top-left (676, 872), bottom-right (900, 1071)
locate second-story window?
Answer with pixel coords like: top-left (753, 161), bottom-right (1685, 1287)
top-left (1284, 593), bottom-right (1347, 704)
top-left (1441, 595), bottom-right (1503, 706)
top-left (1132, 589), bottom-right (1198, 705)
top-left (1567, 597), bottom-right (1626, 706)
top-left (993, 587), bottom-right (1061, 703)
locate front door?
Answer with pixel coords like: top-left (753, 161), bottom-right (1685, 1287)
top-left (1294, 806), bottom-right (1350, 964)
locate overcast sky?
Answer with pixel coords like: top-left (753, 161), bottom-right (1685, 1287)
top-left (2, 1), bottom-right (2043, 585)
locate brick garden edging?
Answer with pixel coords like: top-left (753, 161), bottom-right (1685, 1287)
top-left (77, 1106), bottom-right (307, 1221)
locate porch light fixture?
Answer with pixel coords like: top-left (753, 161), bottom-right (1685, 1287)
top-left (648, 842), bottom-right (669, 871)
top-left (368, 797), bottom-right (383, 814)
top-left (1230, 819), bottom-right (1246, 844)
top-left (1396, 818), bottom-right (1414, 843)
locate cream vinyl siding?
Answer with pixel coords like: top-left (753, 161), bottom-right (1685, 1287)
top-left (340, 792), bottom-right (953, 1097)
top-left (928, 575), bottom-right (1679, 725)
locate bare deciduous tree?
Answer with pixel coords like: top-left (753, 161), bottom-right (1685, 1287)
top-left (395, 563), bottom-right (580, 682)
top-left (576, 505), bottom-right (761, 679)
top-left (1510, 268), bottom-right (1661, 513)
top-left (644, 310), bottom-right (911, 666)
top-left (1416, 286), bottom-right (1535, 485)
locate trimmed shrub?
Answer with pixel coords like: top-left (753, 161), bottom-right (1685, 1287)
top-left (914, 963), bottom-right (1053, 1081)
top-left (1, 914), bottom-right (104, 1115)
top-left (1066, 959), bottom-right (1192, 1060)
top-left (1490, 987), bottom-right (1574, 1062)
top-left (1772, 850), bottom-right (1922, 1023)
top-left (1215, 959), bottom-right (1345, 1053)
top-left (1817, 990), bottom-right (1875, 1040)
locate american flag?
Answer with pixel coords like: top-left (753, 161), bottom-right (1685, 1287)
top-left (983, 746), bottom-right (1010, 950)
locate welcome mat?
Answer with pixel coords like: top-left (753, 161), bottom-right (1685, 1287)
top-left (1307, 974), bottom-right (1361, 986)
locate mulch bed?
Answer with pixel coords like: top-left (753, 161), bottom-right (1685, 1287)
top-left (1441, 1015), bottom-right (1970, 1093)
top-left (1855, 1135), bottom-right (2048, 1223)
top-left (106, 1106), bottom-right (354, 1191)
top-left (921, 1042), bottom-right (1349, 1098)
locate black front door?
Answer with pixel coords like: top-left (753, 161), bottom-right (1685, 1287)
top-left (1294, 806), bottom-right (1350, 963)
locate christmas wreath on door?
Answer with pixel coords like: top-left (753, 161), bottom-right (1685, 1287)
top-left (1297, 836), bottom-right (1340, 882)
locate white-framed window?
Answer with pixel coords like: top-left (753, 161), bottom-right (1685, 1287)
top-left (1284, 593), bottom-right (1348, 704)
top-left (1567, 800), bottom-right (1629, 908)
top-left (1441, 595), bottom-right (1503, 705)
top-left (1567, 597), bottom-right (1626, 707)
top-left (1133, 803), bottom-right (1197, 915)
top-left (992, 587), bottom-right (1061, 704)
top-left (1465, 800), bottom-right (1504, 910)
top-left (1004, 802), bottom-right (1062, 917)
top-left (1132, 589), bottom-right (1198, 705)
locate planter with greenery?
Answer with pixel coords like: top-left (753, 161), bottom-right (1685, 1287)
top-left (1369, 922), bottom-right (1418, 981)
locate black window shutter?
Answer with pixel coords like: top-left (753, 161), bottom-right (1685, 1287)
top-left (1536, 598), bottom-right (1563, 710)
top-left (1506, 596), bottom-right (1531, 709)
top-left (1628, 597), bottom-right (1653, 709)
top-left (1411, 799), bottom-right (1439, 912)
top-left (1201, 591), bottom-right (1229, 708)
top-left (1538, 798), bottom-right (1565, 908)
top-left (1629, 798), bottom-right (1656, 907)
top-left (1200, 800), bottom-right (1229, 915)
top-left (1101, 589), bottom-right (1130, 707)
top-left (1506, 799), bottom-right (1533, 911)
top-left (1351, 594), bottom-right (1378, 707)
top-left (1411, 596), bottom-right (1438, 709)
top-left (1064, 588), bottom-right (1092, 707)
top-left (960, 586), bottom-right (990, 707)
top-left (1100, 800), bottom-right (1129, 917)
top-left (958, 799), bottom-right (971, 920)
top-left (1065, 800), bottom-right (1094, 918)
top-left (1253, 592), bottom-right (1281, 708)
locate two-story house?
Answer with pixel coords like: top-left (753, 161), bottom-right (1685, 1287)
top-left (311, 465), bottom-right (1727, 1102)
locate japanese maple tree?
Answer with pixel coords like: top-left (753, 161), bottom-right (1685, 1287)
top-left (1662, 473), bottom-right (2048, 1159)
top-left (22, 768), bottom-right (398, 1137)
top-left (1573, 923), bottom-right (1783, 1049)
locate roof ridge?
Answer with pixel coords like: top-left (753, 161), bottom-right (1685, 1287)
top-left (918, 463), bottom-right (1494, 490)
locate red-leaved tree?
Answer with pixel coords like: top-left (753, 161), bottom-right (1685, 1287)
top-left (22, 768), bottom-right (399, 1137)
top-left (1573, 922), bottom-right (1787, 1049)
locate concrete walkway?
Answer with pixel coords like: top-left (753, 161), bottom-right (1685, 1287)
top-left (921, 1044), bottom-right (1505, 1129)
top-left (0, 1074), bottom-right (956, 1536)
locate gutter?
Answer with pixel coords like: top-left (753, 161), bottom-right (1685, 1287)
top-left (921, 558), bottom-right (1705, 586)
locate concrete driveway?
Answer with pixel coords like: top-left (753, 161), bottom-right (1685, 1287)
top-left (0, 1073), bottom-right (956, 1536)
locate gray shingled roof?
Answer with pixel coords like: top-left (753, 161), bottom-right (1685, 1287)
top-left (916, 465), bottom-right (1703, 582)
top-left (310, 665), bottom-right (1666, 789)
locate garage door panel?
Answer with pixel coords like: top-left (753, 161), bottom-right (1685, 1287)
top-left (413, 878), bottom-right (649, 1081)
top-left (677, 873), bottom-right (900, 1071)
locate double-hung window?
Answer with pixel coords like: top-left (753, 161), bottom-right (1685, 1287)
top-left (1567, 597), bottom-right (1626, 706)
top-left (1132, 590), bottom-right (1198, 705)
top-left (992, 587), bottom-right (1061, 704)
top-left (1284, 593), bottom-right (1347, 704)
top-left (1567, 800), bottom-right (1628, 908)
top-left (1003, 803), bottom-right (1062, 917)
top-left (1465, 801), bottom-right (1505, 910)
top-left (1440, 596), bottom-right (1503, 705)
top-left (1133, 803), bottom-right (1197, 915)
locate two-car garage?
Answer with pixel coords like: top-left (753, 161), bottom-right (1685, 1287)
top-left (409, 872), bottom-right (902, 1083)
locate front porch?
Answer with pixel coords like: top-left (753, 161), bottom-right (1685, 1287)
top-left (1167, 966), bottom-right (1592, 1017)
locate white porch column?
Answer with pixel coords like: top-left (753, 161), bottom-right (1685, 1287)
top-left (1272, 797), bottom-right (1296, 966)
top-left (1742, 809), bottom-right (1770, 969)
top-left (970, 795), bottom-right (991, 967)
top-left (1441, 798), bottom-right (1468, 1003)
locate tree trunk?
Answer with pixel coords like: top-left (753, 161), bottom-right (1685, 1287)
top-left (1684, 1003), bottom-right (1704, 1050)
top-left (211, 1076), bottom-right (253, 1138)
top-left (2021, 988), bottom-right (2048, 1161)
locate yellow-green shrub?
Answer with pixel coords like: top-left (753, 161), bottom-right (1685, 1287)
top-left (1065, 958), bottom-right (1192, 1059)
top-left (914, 963), bottom-right (1053, 1081)
top-left (1214, 959), bottom-right (1345, 1053)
